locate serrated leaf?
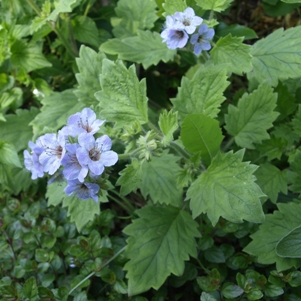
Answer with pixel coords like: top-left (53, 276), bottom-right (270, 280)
top-left (255, 164), bottom-right (287, 203)
top-left (46, 0), bottom-right (77, 21)
top-left (74, 46), bottom-right (106, 107)
top-left (244, 202), bottom-right (301, 271)
top-left (187, 149), bottom-right (265, 225)
top-left (162, 0), bottom-right (187, 16)
top-left (112, 0), bottom-right (158, 38)
top-left (0, 108), bottom-right (38, 152)
top-left (30, 1), bottom-right (51, 33)
top-left (171, 64), bottom-right (229, 121)
top-left (124, 206), bottom-right (200, 295)
top-left (10, 40), bottom-right (51, 72)
top-left (95, 59), bottom-right (148, 128)
top-left (225, 83), bottom-right (278, 149)
top-left (211, 34), bottom-right (252, 75)
top-left (30, 89), bottom-right (85, 138)
top-left (276, 225), bottom-right (301, 258)
top-left (251, 27), bottom-right (301, 86)
top-left (0, 141), bottom-right (21, 168)
top-left (100, 30), bottom-right (176, 69)
top-left (195, 0), bottom-right (233, 12)
top-left (181, 114), bottom-right (224, 165)
top-left (158, 110), bottom-right (178, 146)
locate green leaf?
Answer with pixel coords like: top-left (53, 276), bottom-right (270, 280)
top-left (211, 34), bottom-right (252, 75)
top-left (195, 0), bottom-right (233, 12)
top-left (95, 59), bottom-right (148, 128)
top-left (46, 182), bottom-right (67, 206)
top-left (200, 292), bottom-right (218, 301)
top-left (30, 89), bottom-right (85, 138)
top-left (250, 27), bottom-right (301, 86)
top-left (23, 277), bottom-right (38, 301)
top-left (158, 110), bottom-right (178, 146)
top-left (112, 0), bottom-right (158, 38)
top-left (71, 16), bottom-right (100, 48)
top-left (0, 87), bottom-right (22, 115)
top-left (100, 30), bottom-right (176, 69)
top-left (0, 108), bottom-right (38, 152)
top-left (264, 284), bottom-right (284, 297)
top-left (46, 0), bottom-right (77, 21)
top-left (162, 0), bottom-right (187, 15)
top-left (244, 202), bottom-right (301, 271)
top-left (216, 22), bottom-right (258, 40)
top-left (181, 114), bottom-right (224, 165)
top-left (124, 205), bottom-right (200, 295)
top-left (187, 149), bottom-right (265, 225)
top-left (74, 46), bottom-right (106, 107)
top-left (0, 141), bottom-right (21, 167)
top-left (171, 64), bottom-right (229, 121)
top-left (276, 225), bottom-right (301, 258)
top-left (292, 105), bottom-right (301, 136)
top-left (10, 40), bottom-right (51, 72)
top-left (255, 164), bottom-right (287, 203)
top-left (281, 0), bottom-right (301, 2)
top-left (256, 135), bottom-right (286, 161)
top-left (224, 83), bottom-right (278, 149)
top-left (222, 282), bottom-right (244, 298)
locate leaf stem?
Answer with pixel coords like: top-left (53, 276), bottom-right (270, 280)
top-left (170, 141), bottom-right (191, 160)
top-left (26, 0), bottom-right (42, 16)
top-left (68, 246), bottom-right (126, 295)
top-left (109, 189), bottom-right (136, 214)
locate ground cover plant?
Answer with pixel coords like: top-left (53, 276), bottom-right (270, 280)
top-left (1, 0), bottom-right (301, 300)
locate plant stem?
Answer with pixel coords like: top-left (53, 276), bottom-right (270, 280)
top-left (222, 137), bottom-right (234, 152)
top-left (110, 189), bottom-right (136, 213)
top-left (147, 121), bottom-right (162, 137)
top-left (170, 141), bottom-right (191, 160)
top-left (68, 246), bottom-right (126, 295)
top-left (26, 0), bottom-right (42, 16)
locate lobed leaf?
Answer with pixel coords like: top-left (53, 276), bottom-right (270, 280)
top-left (195, 0), bottom-right (234, 12)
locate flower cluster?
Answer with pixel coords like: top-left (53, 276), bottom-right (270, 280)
top-left (160, 7), bottom-right (215, 55)
top-left (24, 108), bottom-right (118, 202)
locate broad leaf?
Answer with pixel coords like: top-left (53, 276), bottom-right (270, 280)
top-left (187, 150), bottom-right (265, 225)
top-left (95, 59), bottom-right (148, 128)
top-left (158, 110), bottom-right (178, 146)
top-left (162, 0), bottom-right (187, 15)
top-left (276, 225), bottom-right (301, 258)
top-left (74, 46), bottom-right (106, 107)
top-left (195, 0), bottom-right (233, 12)
top-left (30, 89), bottom-right (85, 138)
top-left (256, 135), bottom-right (286, 161)
top-left (250, 27), bottom-right (301, 86)
top-left (181, 114), bottom-right (224, 165)
top-left (124, 206), bottom-right (200, 295)
top-left (211, 34), bottom-right (252, 75)
top-left (244, 202), bottom-right (301, 271)
top-left (216, 22), bottom-right (258, 40)
top-left (255, 164), bottom-right (287, 203)
top-left (0, 141), bottom-right (21, 168)
top-left (100, 30), bottom-right (176, 69)
top-left (224, 83), bottom-right (278, 148)
top-left (46, 0), bottom-right (77, 21)
top-left (171, 64), bottom-right (229, 121)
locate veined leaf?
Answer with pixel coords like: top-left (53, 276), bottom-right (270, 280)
top-left (244, 202), bottom-right (301, 271)
top-left (187, 149), bottom-right (265, 225)
top-left (251, 27), bottom-right (301, 86)
top-left (158, 110), bottom-right (178, 146)
top-left (74, 46), bottom-right (106, 107)
top-left (276, 225), bottom-right (301, 258)
top-left (211, 34), bottom-right (252, 75)
top-left (95, 59), bottom-right (148, 128)
top-left (171, 64), bottom-right (229, 121)
top-left (181, 114), bottom-right (224, 166)
top-left (195, 0), bottom-right (233, 12)
top-left (100, 30), bottom-right (176, 69)
top-left (224, 83), bottom-right (278, 149)
top-left (0, 141), bottom-right (21, 168)
top-left (124, 206), bottom-right (200, 295)
top-left (162, 0), bottom-right (187, 16)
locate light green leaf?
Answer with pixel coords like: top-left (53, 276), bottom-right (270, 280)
top-left (171, 64), bottom-right (229, 121)
top-left (74, 46), bottom-right (106, 107)
top-left (124, 206), bottom-right (200, 295)
top-left (162, 0), bottom-right (187, 16)
top-left (244, 202), bottom-right (301, 271)
top-left (187, 150), bottom-right (265, 225)
top-left (10, 40), bottom-right (51, 72)
top-left (224, 83), bottom-right (279, 149)
top-left (276, 225), bottom-right (301, 258)
top-left (95, 59), bottom-right (148, 128)
top-left (195, 0), bottom-right (233, 12)
top-left (255, 164), bottom-right (287, 203)
top-left (181, 114), bottom-right (224, 165)
top-left (250, 27), bottom-right (301, 86)
top-left (30, 89), bottom-right (85, 138)
top-left (211, 34), bottom-right (252, 75)
top-left (0, 141), bottom-right (21, 168)
top-left (112, 0), bottom-right (158, 38)
top-left (46, 182), bottom-right (67, 207)
top-left (158, 110), bottom-right (178, 146)
top-left (46, 0), bottom-right (77, 21)
top-left (0, 87), bottom-right (22, 116)
top-left (0, 108), bottom-right (38, 152)
top-left (10, 167), bottom-right (32, 195)
top-left (30, 1), bottom-right (51, 33)
top-left (100, 30), bottom-right (176, 69)
top-left (71, 16), bottom-right (100, 48)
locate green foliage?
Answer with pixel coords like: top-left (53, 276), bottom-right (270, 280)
top-left (162, 0), bottom-right (187, 15)
top-left (276, 225), bottom-right (301, 258)
top-left (195, 0), bottom-right (234, 12)
top-left (124, 205), bottom-right (200, 295)
top-left (158, 110), bottom-right (178, 146)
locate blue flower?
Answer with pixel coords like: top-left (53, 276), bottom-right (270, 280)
top-left (61, 143), bottom-right (88, 182)
top-left (61, 108), bottom-right (105, 137)
top-left (173, 7), bottom-right (203, 34)
top-left (64, 179), bottom-right (100, 202)
top-left (190, 24), bottom-right (215, 55)
top-left (23, 150), bottom-right (44, 180)
top-left (76, 134), bottom-right (118, 176)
